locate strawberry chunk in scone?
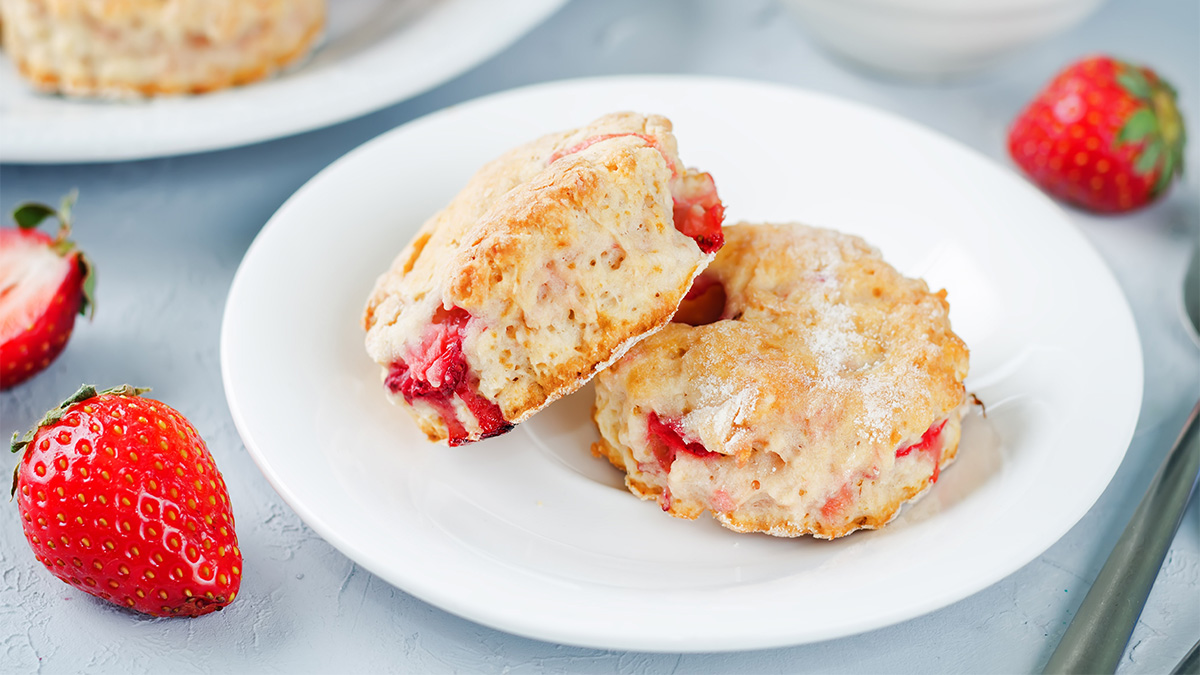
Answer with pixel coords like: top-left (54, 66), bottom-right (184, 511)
top-left (364, 113), bottom-right (726, 446)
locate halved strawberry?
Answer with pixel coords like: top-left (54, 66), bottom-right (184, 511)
top-left (0, 193), bottom-right (95, 389)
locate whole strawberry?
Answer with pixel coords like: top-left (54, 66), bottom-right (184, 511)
top-left (11, 385), bottom-right (241, 617)
top-left (0, 192), bottom-right (95, 389)
top-left (1008, 55), bottom-right (1186, 213)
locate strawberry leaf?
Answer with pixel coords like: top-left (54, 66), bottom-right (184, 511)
top-left (79, 253), bottom-right (97, 319)
top-left (1115, 108), bottom-right (1159, 147)
top-left (1135, 140), bottom-right (1163, 176)
top-left (12, 203), bottom-right (57, 230)
top-left (1117, 68), bottom-right (1153, 101)
top-left (1154, 150), bottom-right (1177, 195)
top-left (12, 191), bottom-right (76, 239)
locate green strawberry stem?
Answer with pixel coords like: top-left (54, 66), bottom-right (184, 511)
top-left (1114, 62), bottom-right (1186, 196)
top-left (1151, 85), bottom-right (1186, 193)
top-left (12, 190), bottom-right (77, 240)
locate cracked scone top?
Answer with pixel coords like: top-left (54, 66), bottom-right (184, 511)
top-left (0, 0), bottom-right (325, 97)
top-left (364, 112), bottom-right (726, 446)
top-left (592, 223), bottom-right (970, 539)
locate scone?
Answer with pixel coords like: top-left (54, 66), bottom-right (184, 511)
top-left (0, 0), bottom-right (325, 97)
top-left (363, 112), bottom-right (726, 446)
top-left (592, 223), bottom-right (970, 539)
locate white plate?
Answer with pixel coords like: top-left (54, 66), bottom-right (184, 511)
top-left (220, 76), bottom-right (1143, 652)
top-left (0, 0), bottom-right (564, 164)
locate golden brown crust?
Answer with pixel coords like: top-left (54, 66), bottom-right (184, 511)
top-left (364, 113), bottom-right (716, 444)
top-left (1, 0), bottom-right (325, 97)
top-left (592, 223), bottom-right (971, 538)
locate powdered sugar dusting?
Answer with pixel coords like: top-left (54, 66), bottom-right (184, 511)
top-left (802, 233), bottom-right (925, 444)
top-left (859, 362), bottom-right (927, 443)
top-left (809, 303), bottom-right (859, 376)
top-left (807, 239), bottom-right (862, 379)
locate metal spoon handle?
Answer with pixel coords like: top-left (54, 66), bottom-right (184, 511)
top-left (1044, 399), bottom-right (1200, 674)
top-left (1171, 638), bottom-right (1200, 675)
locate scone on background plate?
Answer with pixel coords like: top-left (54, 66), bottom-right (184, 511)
top-left (0, 0), bottom-right (325, 97)
top-left (364, 112), bottom-right (726, 446)
top-left (592, 223), bottom-right (971, 539)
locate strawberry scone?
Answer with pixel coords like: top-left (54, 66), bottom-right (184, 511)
top-left (0, 0), bottom-right (325, 97)
top-left (592, 223), bottom-right (970, 539)
top-left (364, 112), bottom-right (725, 446)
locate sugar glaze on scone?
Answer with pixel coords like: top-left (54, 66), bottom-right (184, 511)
top-left (364, 113), bottom-right (726, 446)
top-left (0, 0), bottom-right (325, 97)
top-left (592, 223), bottom-right (970, 539)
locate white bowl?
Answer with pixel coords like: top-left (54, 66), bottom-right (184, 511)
top-left (782, 0), bottom-right (1105, 80)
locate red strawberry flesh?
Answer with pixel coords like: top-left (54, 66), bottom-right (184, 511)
top-left (820, 482), bottom-right (856, 520)
top-left (0, 228), bottom-right (83, 388)
top-left (646, 411), bottom-right (719, 473)
top-left (671, 171), bottom-right (725, 254)
top-left (385, 307), bottom-right (513, 446)
top-left (895, 418), bottom-right (947, 482)
top-left (0, 228), bottom-right (72, 340)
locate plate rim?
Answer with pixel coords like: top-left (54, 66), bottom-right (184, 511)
top-left (0, 0), bottom-right (567, 164)
top-left (220, 74), bottom-right (1144, 652)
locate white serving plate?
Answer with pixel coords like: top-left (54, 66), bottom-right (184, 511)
top-left (221, 76), bottom-right (1142, 652)
top-left (0, 0), bottom-right (565, 163)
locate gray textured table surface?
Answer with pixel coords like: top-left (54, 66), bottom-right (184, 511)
top-left (2, 0), bottom-right (1198, 672)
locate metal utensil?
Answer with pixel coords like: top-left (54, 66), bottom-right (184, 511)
top-left (1183, 236), bottom-right (1200, 347)
top-left (1171, 638), bottom-right (1200, 675)
top-left (1043, 400), bottom-right (1200, 674)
